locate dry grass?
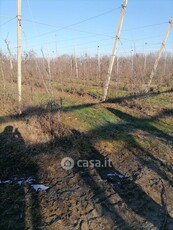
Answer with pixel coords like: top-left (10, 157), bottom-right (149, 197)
top-left (0, 68), bottom-right (173, 229)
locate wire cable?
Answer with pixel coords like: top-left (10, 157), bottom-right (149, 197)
top-left (22, 6), bottom-right (121, 41)
top-left (122, 21), bottom-right (168, 32)
top-left (23, 6), bottom-right (121, 29)
top-left (0, 17), bottom-right (16, 27)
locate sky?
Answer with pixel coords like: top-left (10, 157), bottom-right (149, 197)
top-left (0, 0), bottom-right (173, 57)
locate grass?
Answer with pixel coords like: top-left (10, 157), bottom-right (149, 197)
top-left (1, 80), bottom-right (173, 229)
top-left (66, 105), bottom-right (118, 130)
top-left (140, 93), bottom-right (173, 108)
top-left (1, 81), bottom-right (173, 140)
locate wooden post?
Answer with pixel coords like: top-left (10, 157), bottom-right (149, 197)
top-left (4, 38), bottom-right (13, 70)
top-left (0, 59), bottom-right (6, 100)
top-left (163, 52), bottom-right (167, 76)
top-left (103, 0), bottom-right (128, 101)
top-left (116, 56), bottom-right (119, 76)
top-left (41, 47), bottom-right (52, 97)
top-left (17, 0), bottom-right (22, 114)
top-left (115, 56), bottom-right (119, 91)
top-left (74, 47), bottom-right (79, 79)
top-left (146, 18), bottom-right (173, 92)
top-left (97, 45), bottom-right (101, 83)
top-left (144, 42), bottom-right (147, 74)
top-left (131, 49), bottom-right (134, 76)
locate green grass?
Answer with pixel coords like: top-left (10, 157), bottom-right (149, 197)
top-left (150, 118), bottom-right (173, 133)
top-left (140, 94), bottom-right (173, 108)
top-left (65, 105), bottom-right (119, 130)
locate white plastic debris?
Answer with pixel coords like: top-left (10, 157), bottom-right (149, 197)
top-left (24, 177), bottom-right (35, 184)
top-left (17, 177), bottom-right (35, 185)
top-left (0, 180), bottom-right (12, 184)
top-left (31, 184), bottom-right (49, 191)
top-left (107, 173), bottom-right (124, 179)
top-left (0, 177), bottom-right (49, 192)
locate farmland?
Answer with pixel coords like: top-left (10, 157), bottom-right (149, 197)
top-left (1, 0), bottom-right (173, 229)
top-left (0, 51), bottom-right (173, 229)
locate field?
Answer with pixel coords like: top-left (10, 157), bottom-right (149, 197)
top-left (0, 53), bottom-right (173, 230)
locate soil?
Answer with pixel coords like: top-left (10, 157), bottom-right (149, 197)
top-left (0, 97), bottom-right (173, 230)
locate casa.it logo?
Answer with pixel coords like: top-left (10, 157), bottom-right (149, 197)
top-left (61, 157), bottom-right (112, 170)
top-left (61, 157), bottom-right (75, 170)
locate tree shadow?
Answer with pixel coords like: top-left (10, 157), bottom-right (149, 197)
top-left (105, 88), bottom-right (173, 103)
top-left (151, 108), bottom-right (173, 120)
top-left (75, 166), bottom-right (131, 229)
top-left (0, 126), bottom-right (42, 230)
top-left (0, 102), bottom-right (96, 125)
top-left (0, 88), bottom-right (172, 125)
top-left (107, 108), bottom-right (173, 142)
top-left (21, 130), bottom-right (132, 228)
top-left (23, 122), bottom-right (173, 228)
top-left (71, 131), bottom-right (173, 229)
top-left (0, 100), bottom-right (173, 228)
top-left (86, 107), bottom-right (173, 185)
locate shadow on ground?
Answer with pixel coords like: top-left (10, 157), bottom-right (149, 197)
top-left (0, 126), bottom-right (42, 230)
top-left (0, 96), bottom-right (173, 229)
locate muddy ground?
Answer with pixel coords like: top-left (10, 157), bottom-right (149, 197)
top-left (0, 92), bottom-right (173, 230)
